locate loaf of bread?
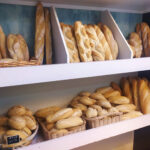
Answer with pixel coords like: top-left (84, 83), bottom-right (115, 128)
top-left (108, 107), bottom-right (119, 113)
top-left (45, 8), bottom-right (52, 64)
top-left (100, 24), bottom-right (118, 59)
top-left (91, 105), bottom-right (102, 112)
top-left (61, 23), bottom-right (80, 63)
top-left (116, 104), bottom-right (136, 113)
top-left (71, 103), bottom-right (87, 112)
top-left (85, 24), bottom-right (105, 61)
top-left (74, 21), bottom-right (93, 62)
top-left (46, 108), bottom-right (73, 123)
top-left (50, 128), bottom-right (68, 134)
top-left (71, 109), bottom-right (82, 117)
top-left (70, 96), bottom-right (81, 106)
top-left (79, 96), bottom-right (96, 106)
top-left (121, 77), bottom-right (133, 103)
top-left (136, 23), bottom-right (142, 39)
top-left (108, 96), bottom-right (130, 104)
top-left (56, 116), bottom-right (83, 129)
top-left (86, 107), bottom-right (98, 118)
top-left (103, 90), bottom-right (120, 99)
top-left (35, 2), bottom-right (45, 64)
top-left (110, 82), bottom-right (122, 95)
top-left (24, 116), bottom-right (36, 130)
top-left (95, 86), bottom-right (114, 94)
top-left (96, 24), bottom-right (113, 60)
top-left (79, 91), bottom-right (91, 97)
top-left (0, 116), bottom-right (8, 126)
top-left (121, 111), bottom-right (143, 120)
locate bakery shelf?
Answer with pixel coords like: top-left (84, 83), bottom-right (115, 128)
top-left (0, 57), bottom-right (150, 87)
top-left (20, 114), bottom-right (150, 150)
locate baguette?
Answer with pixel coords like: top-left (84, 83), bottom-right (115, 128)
top-left (71, 103), bottom-right (87, 112)
top-left (56, 117), bottom-right (83, 129)
top-left (116, 104), bottom-right (136, 113)
top-left (79, 96), bottom-right (96, 106)
top-left (103, 90), bottom-right (120, 99)
top-left (108, 96), bottom-right (130, 104)
top-left (95, 86), bottom-right (114, 94)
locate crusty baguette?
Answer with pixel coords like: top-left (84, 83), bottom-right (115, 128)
top-left (35, 2), bottom-right (45, 64)
top-left (45, 8), bottom-right (52, 64)
top-left (85, 24), bottom-right (105, 61)
top-left (60, 23), bottom-right (80, 63)
top-left (0, 26), bottom-right (7, 58)
top-left (74, 21), bottom-right (93, 62)
top-left (110, 82), bottom-right (122, 95)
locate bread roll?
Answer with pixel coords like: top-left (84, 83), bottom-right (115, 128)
top-left (95, 24), bottom-right (113, 60)
top-left (46, 108), bottom-right (73, 123)
top-left (45, 8), bottom-right (52, 64)
top-left (70, 96), bottom-right (81, 106)
top-left (108, 107), bottom-right (119, 113)
top-left (22, 127), bottom-right (32, 136)
top-left (0, 116), bottom-right (8, 126)
top-left (74, 21), bottom-right (93, 62)
top-left (61, 23), bottom-right (80, 63)
top-left (56, 117), bottom-right (83, 129)
top-left (121, 77), bottom-right (133, 103)
top-left (116, 104), bottom-right (136, 113)
top-left (95, 86), bottom-right (113, 94)
top-left (108, 96), bottom-right (130, 104)
top-left (98, 109), bottom-right (108, 116)
top-left (71, 103), bottom-right (87, 112)
top-left (79, 91), bottom-right (91, 97)
top-left (24, 116), bottom-right (37, 130)
top-left (35, 2), bottom-right (45, 64)
top-left (0, 26), bottom-right (7, 58)
top-left (79, 96), bottom-right (96, 105)
top-left (91, 105), bottom-right (102, 112)
top-left (8, 116), bottom-right (26, 130)
top-left (121, 111), bottom-right (143, 120)
top-left (100, 24), bottom-right (118, 59)
top-left (35, 106), bottom-right (61, 118)
top-left (85, 24), bottom-right (105, 61)
top-left (71, 109), bottom-right (82, 117)
top-left (86, 107), bottom-right (98, 118)
top-left (7, 105), bottom-right (26, 117)
top-left (104, 90), bottom-right (120, 99)
top-left (110, 82), bottom-right (122, 95)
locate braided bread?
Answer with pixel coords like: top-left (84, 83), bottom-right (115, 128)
top-left (74, 21), bottom-right (93, 62)
top-left (85, 25), bottom-right (104, 61)
top-left (61, 23), bottom-right (80, 63)
top-left (35, 2), bottom-right (45, 64)
top-left (100, 24), bottom-right (118, 60)
top-left (45, 8), bottom-right (52, 64)
top-left (0, 26), bottom-right (7, 58)
top-left (97, 23), bottom-right (113, 60)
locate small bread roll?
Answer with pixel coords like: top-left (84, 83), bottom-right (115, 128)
top-left (22, 127), bottom-right (32, 136)
top-left (70, 96), bottom-right (81, 106)
top-left (46, 123), bottom-right (54, 131)
top-left (0, 116), bottom-right (8, 126)
top-left (8, 116), bottom-right (26, 130)
top-left (5, 130), bottom-right (28, 140)
top-left (108, 107), bottom-right (119, 113)
top-left (35, 106), bottom-right (61, 118)
top-left (110, 82), bottom-right (122, 95)
top-left (86, 107), bottom-right (98, 118)
top-left (71, 109), bottom-right (82, 117)
top-left (72, 103), bottom-right (87, 112)
top-left (46, 108), bottom-right (73, 123)
top-left (79, 96), bottom-right (96, 106)
top-left (116, 104), bottom-right (136, 113)
top-left (50, 128), bottom-right (68, 134)
top-left (7, 105), bottom-right (26, 117)
top-left (24, 116), bottom-right (37, 130)
top-left (96, 87), bottom-right (113, 94)
top-left (56, 117), bottom-right (83, 129)
top-left (104, 90), bottom-right (120, 99)
top-left (91, 105), bottom-right (102, 112)
top-left (79, 91), bottom-right (91, 97)
top-left (98, 109), bottom-right (108, 116)
top-left (121, 111), bottom-right (143, 120)
top-left (108, 96), bottom-right (130, 104)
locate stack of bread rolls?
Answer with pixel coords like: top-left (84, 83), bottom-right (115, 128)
top-left (35, 106), bottom-right (85, 139)
top-left (127, 22), bottom-right (150, 58)
top-left (0, 105), bottom-right (37, 147)
top-left (60, 21), bottom-right (118, 63)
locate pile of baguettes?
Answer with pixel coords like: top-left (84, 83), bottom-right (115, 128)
top-left (128, 22), bottom-right (150, 58)
top-left (0, 2), bottom-right (52, 65)
top-left (60, 21), bottom-right (119, 63)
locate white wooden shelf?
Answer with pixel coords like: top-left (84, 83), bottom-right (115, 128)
top-left (0, 57), bottom-right (150, 87)
top-left (20, 114), bottom-right (150, 150)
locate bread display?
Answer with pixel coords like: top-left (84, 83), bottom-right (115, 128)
top-left (0, 105), bottom-right (38, 148)
top-left (45, 8), bottom-right (52, 64)
top-left (60, 23), bottom-right (80, 63)
top-left (34, 2), bottom-right (45, 64)
top-left (36, 106), bottom-right (85, 140)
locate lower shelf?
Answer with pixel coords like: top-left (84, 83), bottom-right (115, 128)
top-left (21, 114), bottom-right (150, 150)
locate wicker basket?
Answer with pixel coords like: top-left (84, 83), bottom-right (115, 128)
top-left (0, 125), bottom-right (39, 149)
top-left (38, 119), bottom-right (86, 140)
top-left (85, 112), bottom-right (123, 129)
top-left (0, 59), bottom-right (40, 67)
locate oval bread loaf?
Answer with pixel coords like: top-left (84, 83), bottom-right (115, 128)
top-left (86, 107), bottom-right (98, 118)
top-left (79, 91), bottom-right (91, 97)
top-left (116, 104), bottom-right (136, 113)
top-left (104, 90), bottom-right (120, 99)
top-left (50, 128), bottom-right (68, 134)
top-left (22, 127), bottom-right (32, 136)
top-left (108, 96), bottom-right (130, 104)
top-left (121, 111), bottom-right (143, 120)
top-left (56, 116), bottom-right (83, 129)
top-left (46, 108), bottom-right (73, 123)
top-left (24, 116), bottom-right (37, 130)
top-left (95, 87), bottom-right (113, 94)
top-left (71, 109), bottom-right (82, 117)
top-left (79, 96), bottom-right (96, 105)
top-left (71, 103), bottom-right (87, 112)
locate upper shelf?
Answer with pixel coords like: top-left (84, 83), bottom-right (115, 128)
top-left (1, 57), bottom-right (150, 88)
top-left (0, 0), bottom-right (150, 13)
top-left (20, 114), bottom-right (150, 150)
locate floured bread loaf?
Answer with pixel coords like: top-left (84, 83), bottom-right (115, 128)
top-left (61, 23), bottom-right (80, 63)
